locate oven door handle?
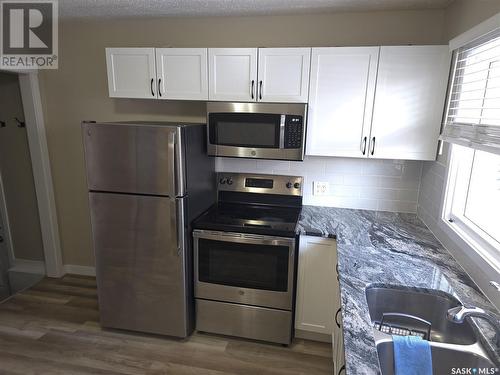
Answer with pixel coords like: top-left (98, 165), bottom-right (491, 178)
top-left (193, 229), bottom-right (295, 246)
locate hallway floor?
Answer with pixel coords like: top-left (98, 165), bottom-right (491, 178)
top-left (0, 275), bottom-right (333, 374)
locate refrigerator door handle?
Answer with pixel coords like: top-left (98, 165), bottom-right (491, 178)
top-left (171, 198), bottom-right (185, 257)
top-left (167, 131), bottom-right (177, 197)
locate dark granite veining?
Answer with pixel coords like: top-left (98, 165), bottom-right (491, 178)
top-left (297, 205), bottom-right (499, 374)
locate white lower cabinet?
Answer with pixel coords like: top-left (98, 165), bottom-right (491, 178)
top-left (295, 235), bottom-right (345, 372)
top-left (295, 236), bottom-right (339, 336)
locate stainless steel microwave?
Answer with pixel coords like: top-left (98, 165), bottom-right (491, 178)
top-left (206, 102), bottom-right (307, 161)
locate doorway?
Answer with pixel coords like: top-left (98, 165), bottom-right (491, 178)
top-left (0, 72), bottom-right (46, 297)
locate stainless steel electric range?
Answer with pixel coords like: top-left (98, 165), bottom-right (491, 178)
top-left (192, 172), bottom-right (303, 345)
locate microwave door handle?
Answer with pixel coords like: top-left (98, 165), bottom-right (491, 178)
top-left (279, 115), bottom-right (286, 149)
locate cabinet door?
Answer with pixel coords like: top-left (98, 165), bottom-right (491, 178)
top-left (105, 48), bottom-right (157, 99)
top-left (295, 236), bottom-right (337, 335)
top-left (208, 48), bottom-right (257, 101)
top-left (257, 48), bottom-right (311, 103)
top-left (306, 47), bottom-right (379, 157)
top-left (156, 48), bottom-right (208, 100)
top-left (369, 46), bottom-right (450, 160)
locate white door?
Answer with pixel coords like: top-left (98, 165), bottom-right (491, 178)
top-left (306, 47), bottom-right (379, 158)
top-left (208, 48), bottom-right (258, 101)
top-left (369, 46), bottom-right (450, 160)
top-left (257, 48), bottom-right (311, 103)
top-left (295, 236), bottom-right (337, 335)
top-left (156, 48), bottom-right (208, 100)
top-left (105, 48), bottom-right (157, 99)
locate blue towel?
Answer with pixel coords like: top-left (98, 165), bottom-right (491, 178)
top-left (393, 335), bottom-right (433, 375)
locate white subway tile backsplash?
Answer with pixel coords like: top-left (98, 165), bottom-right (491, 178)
top-left (397, 188), bottom-right (420, 202)
top-left (256, 160), bottom-right (290, 172)
top-left (325, 158), bottom-right (366, 175)
top-left (378, 200), bottom-right (417, 213)
top-left (359, 186), bottom-right (399, 200)
top-left (324, 173), bottom-right (344, 185)
top-left (216, 156), bottom-right (424, 213)
top-left (331, 184), bottom-right (361, 198)
top-left (363, 159), bottom-right (405, 177)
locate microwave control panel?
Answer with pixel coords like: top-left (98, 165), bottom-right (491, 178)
top-left (284, 115), bottom-right (303, 149)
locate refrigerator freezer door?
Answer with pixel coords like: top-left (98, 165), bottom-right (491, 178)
top-left (89, 192), bottom-right (189, 337)
top-left (82, 122), bottom-right (184, 197)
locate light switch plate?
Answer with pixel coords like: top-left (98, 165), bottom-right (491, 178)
top-left (313, 181), bottom-right (329, 196)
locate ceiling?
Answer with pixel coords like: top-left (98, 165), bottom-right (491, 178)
top-left (58, 0), bottom-right (455, 19)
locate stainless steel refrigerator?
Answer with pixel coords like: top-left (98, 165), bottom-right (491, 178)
top-left (82, 121), bottom-right (215, 338)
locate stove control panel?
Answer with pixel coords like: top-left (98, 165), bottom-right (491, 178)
top-left (217, 172), bottom-right (303, 196)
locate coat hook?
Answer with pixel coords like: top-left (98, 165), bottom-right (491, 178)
top-left (0, 121), bottom-right (5, 128)
top-left (14, 117), bottom-right (25, 128)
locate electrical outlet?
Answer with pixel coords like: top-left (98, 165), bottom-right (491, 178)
top-left (313, 181), bottom-right (329, 196)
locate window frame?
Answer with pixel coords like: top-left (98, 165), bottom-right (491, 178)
top-left (442, 144), bottom-right (500, 273)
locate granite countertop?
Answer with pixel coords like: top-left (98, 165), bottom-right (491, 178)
top-left (297, 205), bottom-right (499, 375)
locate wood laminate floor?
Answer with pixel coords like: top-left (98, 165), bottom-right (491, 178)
top-left (0, 275), bottom-right (333, 374)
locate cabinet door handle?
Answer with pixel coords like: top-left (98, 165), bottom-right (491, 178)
top-left (150, 78), bottom-right (155, 97)
top-left (158, 78), bottom-right (162, 97)
top-left (361, 136), bottom-right (367, 155)
top-left (370, 136), bottom-right (376, 156)
top-left (251, 80), bottom-right (255, 99)
top-left (259, 80), bottom-right (263, 100)
top-left (335, 308), bottom-right (341, 328)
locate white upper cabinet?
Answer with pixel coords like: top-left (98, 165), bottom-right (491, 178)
top-left (155, 48), bottom-right (208, 100)
top-left (257, 48), bottom-right (311, 103)
top-left (306, 47), bottom-right (379, 157)
top-left (106, 48), bottom-right (157, 99)
top-left (369, 46), bottom-right (450, 160)
top-left (208, 48), bottom-right (258, 101)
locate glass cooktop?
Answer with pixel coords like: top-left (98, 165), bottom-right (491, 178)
top-left (193, 202), bottom-right (301, 238)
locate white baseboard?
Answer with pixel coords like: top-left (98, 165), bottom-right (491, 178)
top-left (8, 259), bottom-right (46, 275)
top-left (63, 264), bottom-right (96, 277)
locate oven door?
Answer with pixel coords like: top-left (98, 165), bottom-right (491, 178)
top-left (193, 230), bottom-right (296, 310)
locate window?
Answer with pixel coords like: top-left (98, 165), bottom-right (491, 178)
top-left (442, 28), bottom-right (500, 270)
top-left (445, 145), bottom-right (500, 267)
top-left (441, 28), bottom-right (500, 152)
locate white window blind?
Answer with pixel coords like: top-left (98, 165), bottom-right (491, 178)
top-left (441, 27), bottom-right (500, 155)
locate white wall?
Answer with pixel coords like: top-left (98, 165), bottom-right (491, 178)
top-left (217, 156), bottom-right (423, 212)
